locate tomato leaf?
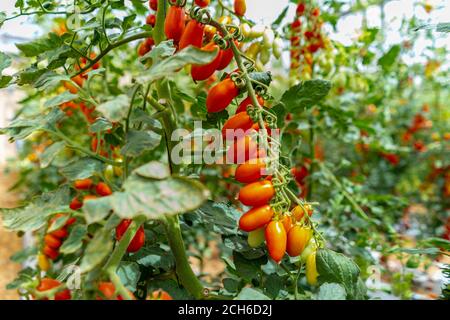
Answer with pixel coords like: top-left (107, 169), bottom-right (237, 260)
top-left (59, 225), bottom-right (87, 254)
top-left (60, 157), bottom-right (104, 180)
top-left (234, 287), bottom-right (271, 300)
top-left (16, 32), bottom-right (62, 57)
top-left (316, 283), bottom-right (347, 300)
top-left (378, 45), bottom-right (400, 72)
top-left (40, 141), bottom-right (65, 168)
top-left (90, 117), bottom-right (113, 133)
top-left (134, 161), bottom-right (171, 180)
top-left (44, 91), bottom-right (77, 108)
top-left (0, 51), bottom-right (11, 73)
top-left (131, 246), bottom-right (175, 271)
top-left (83, 196), bottom-right (114, 225)
top-left (281, 79), bottom-right (331, 113)
top-left (316, 249), bottom-right (363, 299)
top-left (96, 94), bottom-right (130, 122)
top-left (80, 228), bottom-right (113, 273)
top-left (0, 186), bottom-right (71, 232)
top-left (232, 251), bottom-right (266, 282)
top-left (121, 129), bottom-right (161, 157)
top-left (194, 201), bottom-right (241, 235)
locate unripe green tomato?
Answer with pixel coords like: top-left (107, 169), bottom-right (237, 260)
top-left (240, 23), bottom-right (251, 38)
top-left (249, 24), bottom-right (265, 38)
top-left (247, 227), bottom-right (266, 248)
top-left (263, 28), bottom-right (274, 48)
top-left (104, 165), bottom-right (114, 181)
top-left (272, 37), bottom-right (283, 59)
top-left (259, 47), bottom-right (271, 65)
top-left (246, 42), bottom-right (261, 60)
top-left (406, 256), bottom-right (420, 269)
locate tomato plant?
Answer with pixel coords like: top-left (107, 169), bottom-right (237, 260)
top-left (0, 0), bottom-right (449, 301)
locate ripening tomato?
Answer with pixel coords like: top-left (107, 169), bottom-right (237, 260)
top-left (149, 0), bottom-right (157, 11)
top-left (146, 14), bottom-right (156, 27)
top-left (235, 159), bottom-right (266, 183)
top-left (238, 180), bottom-right (275, 207)
top-left (38, 253), bottom-right (51, 271)
top-left (265, 220), bottom-right (287, 263)
top-left (311, 7), bottom-right (320, 17)
top-left (291, 165), bottom-right (308, 184)
top-left (43, 245), bottom-right (59, 260)
top-left (74, 178), bottom-right (93, 190)
top-left (44, 234), bottom-right (62, 249)
top-left (234, 0), bottom-right (246, 16)
top-left (296, 3), bottom-right (306, 16)
top-left (206, 78), bottom-right (240, 113)
top-left (291, 19), bottom-right (302, 30)
top-left (191, 43), bottom-right (222, 81)
top-left (179, 20), bottom-right (204, 50)
top-left (291, 205), bottom-right (313, 222)
top-left (37, 278), bottom-right (71, 300)
top-left (116, 220), bottom-right (146, 253)
top-left (151, 290), bottom-right (173, 300)
top-left (138, 41), bottom-right (151, 56)
top-left (282, 214), bottom-right (293, 233)
top-left (235, 95), bottom-right (264, 114)
top-left (164, 5), bottom-right (185, 43)
top-left (69, 197), bottom-right (83, 210)
top-left (226, 135), bottom-right (262, 164)
top-left (305, 251), bottom-right (319, 285)
top-left (97, 282), bottom-right (123, 300)
top-left (96, 182), bottom-right (112, 197)
top-left (194, 0), bottom-right (210, 7)
top-left (222, 112), bottom-right (254, 138)
top-left (247, 227), bottom-right (266, 247)
top-left (286, 225), bottom-right (312, 257)
top-left (239, 205), bottom-right (274, 232)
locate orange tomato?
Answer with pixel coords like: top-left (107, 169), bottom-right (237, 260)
top-left (291, 205), bottom-right (313, 222)
top-left (226, 135), bottom-right (262, 164)
top-left (44, 234), bottom-right (62, 249)
top-left (151, 289), bottom-right (173, 300)
top-left (239, 205), bottom-right (274, 232)
top-left (164, 5), bottom-right (186, 43)
top-left (37, 278), bottom-right (71, 300)
top-left (222, 112), bottom-right (254, 138)
top-left (96, 182), bottom-right (112, 197)
top-left (286, 225), bottom-right (312, 257)
top-left (206, 78), bottom-right (240, 113)
top-left (265, 220), bottom-right (287, 263)
top-left (234, 0), bottom-right (247, 16)
top-left (238, 180), bottom-right (275, 207)
top-left (235, 159), bottom-right (266, 183)
top-left (191, 42), bottom-right (222, 81)
top-left (74, 178), bottom-right (93, 190)
top-left (282, 214), bottom-right (293, 233)
top-left (194, 0), bottom-right (210, 7)
top-left (179, 20), bottom-right (204, 50)
top-left (50, 227), bottom-right (68, 239)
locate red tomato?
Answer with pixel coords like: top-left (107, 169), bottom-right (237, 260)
top-left (97, 282), bottom-right (123, 300)
top-left (206, 78), bottom-right (240, 113)
top-left (164, 5), bottom-right (186, 43)
top-left (69, 197), bottom-right (83, 210)
top-left (291, 165), bottom-right (309, 184)
top-left (96, 182), bottom-right (113, 197)
top-left (234, 0), bottom-right (246, 16)
top-left (235, 159), bottom-right (266, 183)
top-left (44, 234), bottom-right (62, 249)
top-left (146, 14), bottom-right (156, 27)
top-left (226, 135), bottom-right (263, 164)
top-left (216, 42), bottom-right (237, 71)
top-left (239, 205), bottom-right (274, 232)
top-left (43, 245), bottom-right (59, 260)
top-left (149, 0), bottom-right (157, 11)
top-left (238, 180), bottom-right (275, 207)
top-left (116, 220), bottom-right (146, 253)
top-left (296, 3), bottom-right (306, 16)
top-left (138, 41), bottom-right (151, 56)
top-left (37, 278), bottom-right (71, 300)
top-left (194, 0), bottom-right (210, 7)
top-left (179, 20), bottom-right (205, 50)
top-left (74, 178), bottom-right (93, 190)
top-left (222, 112), bottom-right (254, 138)
top-left (235, 95), bottom-right (264, 114)
top-left (50, 227), bottom-right (69, 239)
top-left (265, 221), bottom-right (287, 263)
top-left (191, 42), bottom-right (222, 81)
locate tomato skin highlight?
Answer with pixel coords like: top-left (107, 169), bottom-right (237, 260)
top-left (116, 220), bottom-right (146, 253)
top-left (234, 0), bottom-right (247, 16)
top-left (238, 180), bottom-right (275, 207)
top-left (239, 205), bottom-right (274, 232)
top-left (235, 159), bottom-right (266, 183)
top-left (222, 112), bottom-right (254, 138)
top-left (206, 78), bottom-right (240, 113)
top-left (236, 95), bottom-right (264, 114)
top-left (179, 20), bottom-right (205, 50)
top-left (191, 43), bottom-right (222, 81)
top-left (265, 221), bottom-right (287, 263)
top-left (96, 182), bottom-right (113, 197)
top-left (286, 225), bottom-right (312, 257)
top-left (74, 178), bottom-right (93, 190)
top-left (164, 6), bottom-right (186, 43)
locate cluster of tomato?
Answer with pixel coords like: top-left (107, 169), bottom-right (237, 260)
top-left (289, 1), bottom-right (327, 81)
top-left (291, 159), bottom-right (311, 198)
top-left (401, 105), bottom-right (433, 153)
top-left (138, 0), bottom-right (157, 56)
